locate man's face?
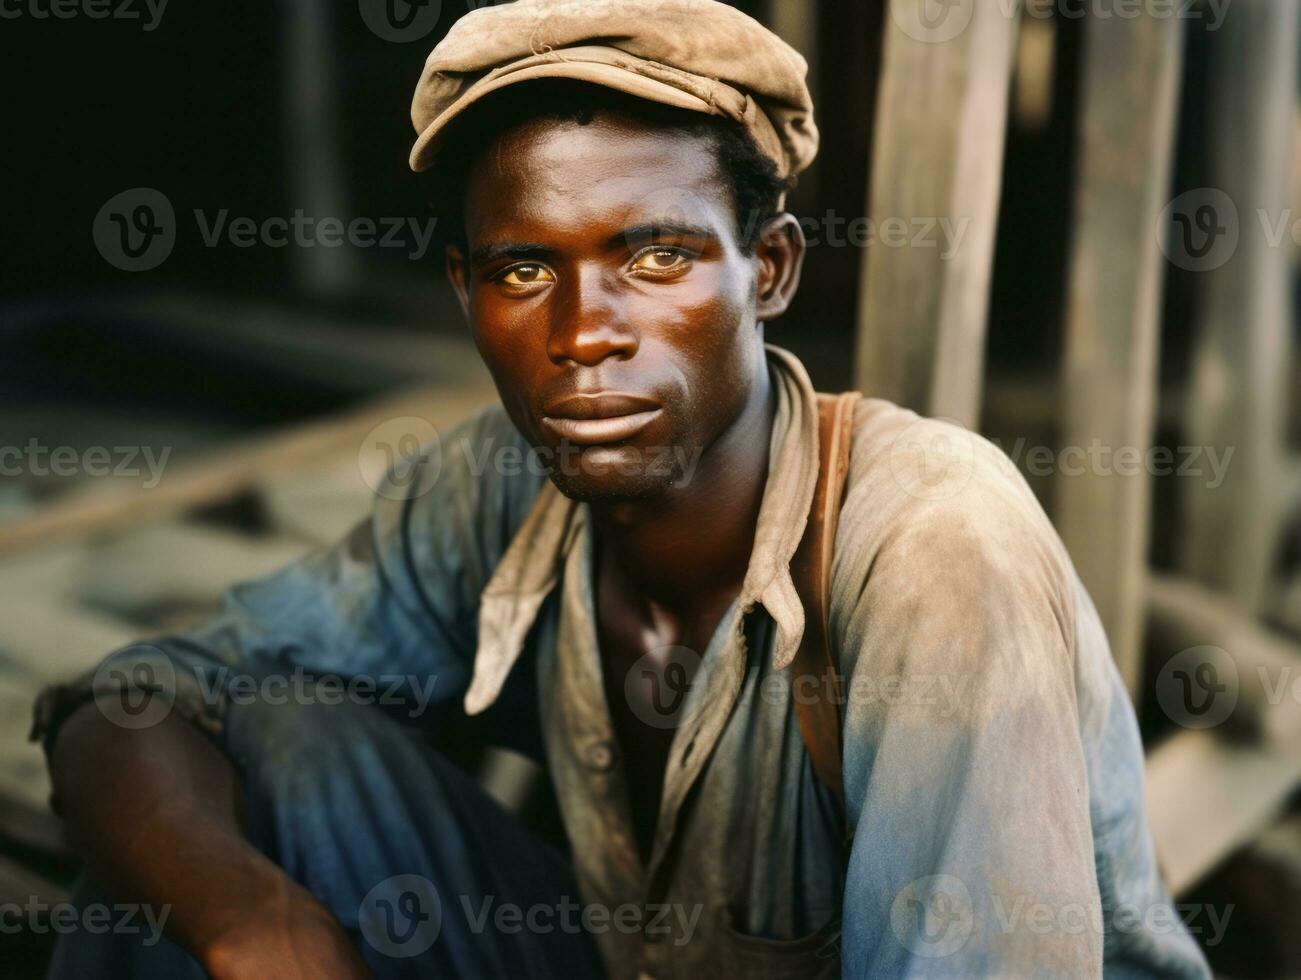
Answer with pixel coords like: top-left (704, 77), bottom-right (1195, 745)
top-left (447, 110), bottom-right (778, 502)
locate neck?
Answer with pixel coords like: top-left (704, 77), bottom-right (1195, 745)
top-left (588, 361), bottom-right (776, 615)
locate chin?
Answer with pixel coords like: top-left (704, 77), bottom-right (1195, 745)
top-left (544, 443), bottom-right (687, 503)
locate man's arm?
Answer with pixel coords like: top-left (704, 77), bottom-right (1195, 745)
top-left (50, 705), bottom-right (368, 978)
top-left (35, 405), bottom-right (539, 976)
top-left (829, 406), bottom-right (1209, 977)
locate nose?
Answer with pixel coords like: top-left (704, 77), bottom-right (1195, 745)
top-left (546, 266), bottom-right (639, 367)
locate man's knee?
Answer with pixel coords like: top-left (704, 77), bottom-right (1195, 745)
top-left (222, 684), bottom-right (417, 796)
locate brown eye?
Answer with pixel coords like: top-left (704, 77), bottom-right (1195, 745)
top-left (500, 264), bottom-right (555, 286)
top-left (632, 248), bottom-right (690, 274)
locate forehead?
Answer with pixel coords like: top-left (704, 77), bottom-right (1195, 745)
top-left (462, 111), bottom-right (733, 242)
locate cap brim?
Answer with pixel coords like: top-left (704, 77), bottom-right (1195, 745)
top-left (409, 60), bottom-right (720, 173)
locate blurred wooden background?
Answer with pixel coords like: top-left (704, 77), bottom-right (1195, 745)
top-left (0, 0), bottom-right (1298, 974)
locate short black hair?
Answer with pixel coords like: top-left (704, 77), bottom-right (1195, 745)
top-left (427, 78), bottom-right (794, 256)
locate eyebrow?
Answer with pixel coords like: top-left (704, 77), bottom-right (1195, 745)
top-left (469, 221), bottom-right (718, 267)
top-left (617, 222), bottom-right (717, 246)
top-left (469, 241), bottom-right (552, 267)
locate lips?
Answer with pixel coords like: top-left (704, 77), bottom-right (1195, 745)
top-left (541, 392), bottom-right (663, 445)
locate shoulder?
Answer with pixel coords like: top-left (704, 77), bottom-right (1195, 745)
top-left (831, 398), bottom-right (1080, 679)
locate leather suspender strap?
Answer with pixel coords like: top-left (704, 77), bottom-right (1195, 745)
top-left (789, 390), bottom-right (861, 837)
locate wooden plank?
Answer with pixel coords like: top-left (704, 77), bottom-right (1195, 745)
top-left (1147, 574), bottom-right (1301, 747)
top-left (1144, 574), bottom-right (1301, 894)
top-left (0, 383), bottom-right (496, 559)
top-left (1054, 10), bottom-right (1183, 695)
top-left (853, 1), bottom-right (1020, 426)
top-left (1179, 0), bottom-right (1299, 613)
top-left (1146, 729), bottom-right (1300, 896)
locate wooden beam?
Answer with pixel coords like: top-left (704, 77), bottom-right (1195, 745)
top-left (1147, 574), bottom-right (1301, 747)
top-left (1179, 0), bottom-right (1299, 613)
top-left (1143, 574), bottom-right (1301, 895)
top-left (1054, 9), bottom-right (1183, 694)
top-left (853, 1), bottom-right (1020, 426)
top-left (1146, 729), bottom-right (1300, 896)
top-left (0, 384), bottom-right (495, 559)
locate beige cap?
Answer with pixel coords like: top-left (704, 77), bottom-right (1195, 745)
top-left (408, 0), bottom-right (818, 179)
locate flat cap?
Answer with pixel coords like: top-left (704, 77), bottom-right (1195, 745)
top-left (409, 0), bottom-right (818, 179)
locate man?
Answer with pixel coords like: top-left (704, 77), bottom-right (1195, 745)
top-left (36, 1), bottom-right (1211, 977)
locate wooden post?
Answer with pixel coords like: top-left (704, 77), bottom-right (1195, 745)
top-left (281, 0), bottom-right (357, 297)
top-left (1055, 10), bottom-right (1183, 695)
top-left (1178, 0), bottom-right (1299, 614)
top-left (853, 0), bottom-right (1021, 427)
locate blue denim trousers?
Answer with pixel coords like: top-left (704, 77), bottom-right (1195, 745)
top-left (47, 697), bottom-right (606, 979)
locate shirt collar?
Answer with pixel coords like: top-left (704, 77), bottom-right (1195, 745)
top-left (463, 341), bottom-right (821, 715)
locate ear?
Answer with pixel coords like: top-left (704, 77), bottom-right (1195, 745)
top-left (753, 213), bottom-right (806, 322)
top-left (445, 244), bottom-right (471, 320)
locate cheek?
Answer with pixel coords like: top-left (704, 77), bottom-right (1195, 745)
top-left (630, 267), bottom-right (757, 430)
top-left (670, 267), bottom-right (754, 379)
top-left (470, 319), bottom-right (547, 435)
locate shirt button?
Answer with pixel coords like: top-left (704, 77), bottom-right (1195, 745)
top-left (585, 739), bottom-right (617, 772)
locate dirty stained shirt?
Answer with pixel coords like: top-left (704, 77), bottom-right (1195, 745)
top-left (34, 343), bottom-right (1210, 979)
